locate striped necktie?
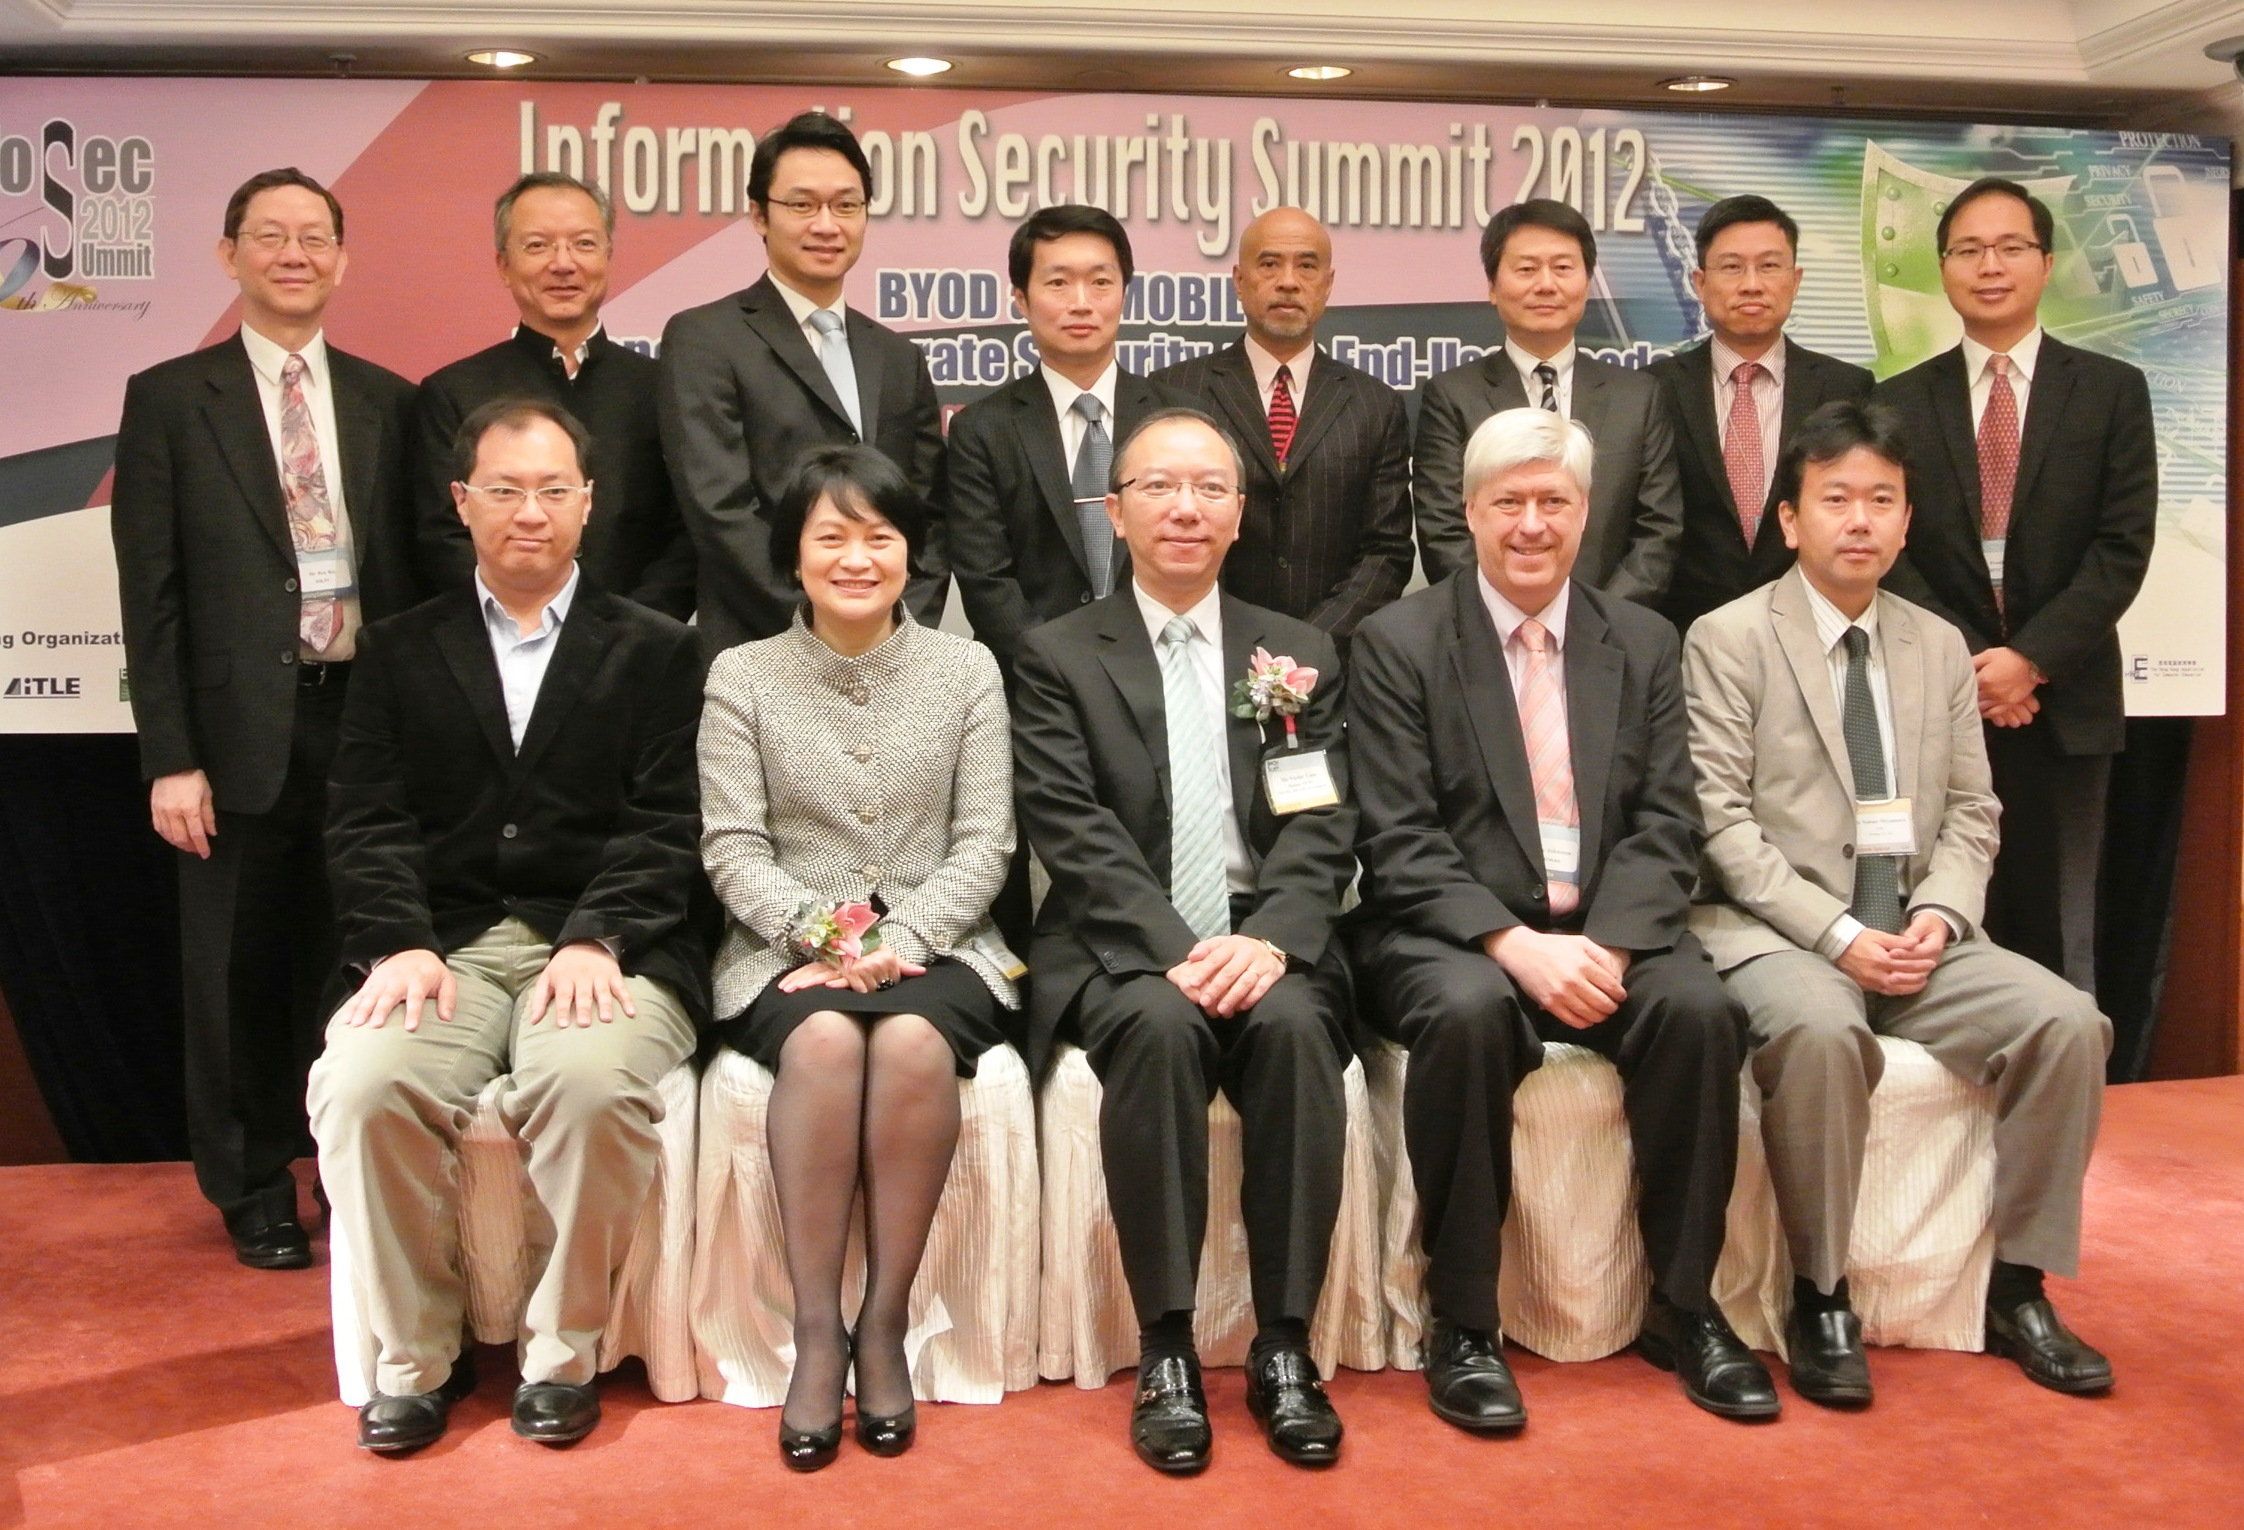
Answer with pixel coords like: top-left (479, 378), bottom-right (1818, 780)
top-left (1268, 363), bottom-right (1298, 466)
top-left (1514, 618), bottom-right (1580, 916)
top-left (1534, 362), bottom-right (1559, 413)
top-left (1157, 616), bottom-right (1233, 940)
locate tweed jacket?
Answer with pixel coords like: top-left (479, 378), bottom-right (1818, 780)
top-left (699, 608), bottom-right (1019, 1018)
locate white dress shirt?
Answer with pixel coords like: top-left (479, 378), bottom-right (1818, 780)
top-left (1045, 360), bottom-right (1121, 468)
top-left (1504, 338), bottom-right (1575, 417)
top-left (1961, 326), bottom-right (2042, 431)
top-left (770, 274), bottom-right (850, 354)
top-left (1243, 334), bottom-right (1314, 414)
top-left (240, 324), bottom-right (361, 660)
top-left (477, 564), bottom-right (580, 750)
top-left (1132, 579), bottom-right (1255, 894)
top-left (1711, 336), bottom-right (1786, 508)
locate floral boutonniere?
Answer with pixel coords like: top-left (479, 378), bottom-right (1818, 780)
top-left (1229, 647), bottom-right (1320, 749)
top-left (791, 899), bottom-right (881, 964)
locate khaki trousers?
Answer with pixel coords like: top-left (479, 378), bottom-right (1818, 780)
top-left (307, 919), bottom-right (695, 1397)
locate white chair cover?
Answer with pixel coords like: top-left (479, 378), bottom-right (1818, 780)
top-left (1035, 1043), bottom-right (1387, 1386)
top-left (689, 1042), bottom-right (1041, 1406)
top-left (331, 1059), bottom-right (701, 1406)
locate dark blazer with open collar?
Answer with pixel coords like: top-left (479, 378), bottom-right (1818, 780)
top-left (324, 582), bottom-right (712, 1026)
top-left (1346, 571), bottom-right (1701, 960)
top-left (1010, 586), bottom-right (1355, 1077)
top-left (657, 273), bottom-right (947, 653)
top-left (111, 332), bottom-right (419, 814)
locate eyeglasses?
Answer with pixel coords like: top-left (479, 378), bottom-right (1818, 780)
top-left (1118, 477), bottom-right (1238, 504)
top-left (766, 196), bottom-right (869, 221)
top-left (460, 483), bottom-right (593, 509)
top-left (1705, 257), bottom-right (1794, 281)
top-left (512, 235), bottom-right (608, 260)
top-left (236, 228), bottom-right (337, 255)
top-left (1940, 239), bottom-right (2045, 265)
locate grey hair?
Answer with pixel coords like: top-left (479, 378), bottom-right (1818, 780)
top-left (1460, 406), bottom-right (1595, 504)
top-left (493, 171), bottom-right (614, 251)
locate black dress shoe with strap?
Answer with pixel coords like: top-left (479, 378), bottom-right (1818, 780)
top-left (1986, 1296), bottom-right (2113, 1394)
top-left (512, 1380), bottom-right (600, 1445)
top-left (1422, 1319), bottom-right (1526, 1434)
top-left (230, 1216), bottom-right (312, 1271)
top-left (1637, 1298), bottom-right (1781, 1420)
top-left (1785, 1304), bottom-right (1873, 1407)
top-left (357, 1351), bottom-right (477, 1454)
top-left (1245, 1345), bottom-right (1343, 1466)
top-left (1130, 1352), bottom-right (1211, 1474)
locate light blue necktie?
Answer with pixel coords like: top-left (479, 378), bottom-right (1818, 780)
top-left (1070, 394), bottom-right (1116, 597)
top-left (1158, 615), bottom-right (1233, 940)
top-left (807, 308), bottom-right (864, 436)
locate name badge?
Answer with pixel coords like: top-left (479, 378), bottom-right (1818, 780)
top-left (962, 926), bottom-right (1028, 982)
top-left (1539, 821), bottom-right (1581, 882)
top-left (1981, 537), bottom-right (2006, 587)
top-left (1854, 797), bottom-right (1917, 857)
top-left (298, 548), bottom-right (357, 596)
top-left (1262, 748), bottom-right (1341, 815)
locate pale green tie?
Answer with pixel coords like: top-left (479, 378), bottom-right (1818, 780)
top-left (1158, 616), bottom-right (1232, 940)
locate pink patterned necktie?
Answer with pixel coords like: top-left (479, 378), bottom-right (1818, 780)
top-left (1723, 360), bottom-right (1766, 543)
top-left (1514, 618), bottom-right (1579, 916)
top-left (1977, 353), bottom-right (2020, 617)
top-left (279, 354), bottom-right (340, 653)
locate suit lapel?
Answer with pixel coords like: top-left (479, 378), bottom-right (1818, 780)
top-left (1674, 342), bottom-right (1734, 521)
top-left (1768, 569), bottom-right (1855, 792)
top-left (1929, 348), bottom-right (1981, 523)
top-left (1281, 349), bottom-right (1349, 469)
top-left (1218, 595), bottom-right (1265, 840)
top-left (1482, 351), bottom-right (1529, 411)
top-left (1569, 352), bottom-right (1613, 448)
top-left (2010, 337), bottom-right (2075, 518)
top-left (1880, 590), bottom-right (1924, 802)
top-left (201, 341), bottom-right (296, 565)
top-left (847, 310), bottom-right (884, 441)
top-left (434, 595), bottom-right (516, 769)
top-left (742, 279), bottom-right (854, 428)
top-left (1018, 375), bottom-right (1090, 576)
top-left (1208, 344), bottom-right (1281, 480)
top-left (1094, 591), bottom-right (1170, 806)
top-left (511, 589), bottom-right (612, 784)
top-left (1560, 593), bottom-right (1622, 880)
top-left (328, 351), bottom-right (385, 564)
top-left (1447, 575), bottom-right (1544, 873)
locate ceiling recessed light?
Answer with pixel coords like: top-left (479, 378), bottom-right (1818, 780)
top-left (1660, 74), bottom-right (1734, 93)
top-left (1286, 64), bottom-right (1354, 82)
top-left (886, 56), bottom-right (955, 77)
top-left (465, 49), bottom-right (538, 69)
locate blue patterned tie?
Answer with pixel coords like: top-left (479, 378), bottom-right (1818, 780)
top-left (1157, 616), bottom-right (1232, 940)
top-left (807, 308), bottom-right (864, 435)
top-left (1070, 394), bottom-right (1116, 598)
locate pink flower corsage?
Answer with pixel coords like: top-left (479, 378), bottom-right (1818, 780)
top-left (1229, 647), bottom-right (1320, 749)
top-left (791, 899), bottom-right (882, 964)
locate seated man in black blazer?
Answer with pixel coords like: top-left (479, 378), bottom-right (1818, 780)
top-left (308, 398), bottom-right (707, 1455)
top-left (1013, 408), bottom-right (1356, 1473)
top-left (1349, 406), bottom-right (1775, 1430)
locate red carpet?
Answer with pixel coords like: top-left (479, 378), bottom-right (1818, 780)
top-left (5, 1078), bottom-right (2240, 1529)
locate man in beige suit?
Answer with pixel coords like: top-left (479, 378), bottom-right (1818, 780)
top-left (1682, 399), bottom-right (2111, 1409)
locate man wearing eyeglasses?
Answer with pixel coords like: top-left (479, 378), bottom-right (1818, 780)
top-left (1013, 408), bottom-right (1356, 1473)
top-left (112, 167), bottom-right (420, 1271)
top-left (1876, 178), bottom-right (2157, 995)
top-left (413, 173), bottom-right (694, 618)
top-left (1649, 195), bottom-right (1873, 632)
top-left (310, 397), bottom-right (705, 1453)
top-left (659, 110), bottom-right (947, 655)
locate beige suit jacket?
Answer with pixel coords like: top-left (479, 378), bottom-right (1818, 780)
top-left (1682, 566), bottom-right (2000, 974)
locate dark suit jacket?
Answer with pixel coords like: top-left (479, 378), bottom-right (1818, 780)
top-left (945, 366), bottom-right (1184, 670)
top-left (1412, 348), bottom-right (1685, 606)
top-left (111, 332), bottom-right (419, 814)
top-left (1151, 340), bottom-right (1414, 640)
top-left (1649, 336), bottom-right (1874, 631)
top-left (657, 274), bottom-right (947, 652)
top-left (413, 327), bottom-right (697, 617)
top-left (1011, 588), bottom-right (1356, 1076)
top-left (1875, 335), bottom-right (2157, 756)
top-left (1347, 573), bottom-right (1700, 958)
top-left (325, 584), bottom-right (711, 1026)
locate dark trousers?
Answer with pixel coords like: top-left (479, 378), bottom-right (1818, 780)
top-left (1068, 952), bottom-right (1351, 1330)
top-left (1362, 928), bottom-right (1744, 1332)
top-left (177, 679), bottom-right (346, 1231)
top-left (1984, 723), bottom-right (2110, 995)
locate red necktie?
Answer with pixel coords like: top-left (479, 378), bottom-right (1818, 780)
top-left (1722, 360), bottom-right (1766, 543)
top-left (1978, 353), bottom-right (2020, 615)
top-left (1268, 363), bottom-right (1297, 466)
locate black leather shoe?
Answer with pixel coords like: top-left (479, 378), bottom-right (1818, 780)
top-left (1422, 1319), bottom-right (1526, 1434)
top-left (780, 1417), bottom-right (843, 1472)
top-left (356, 1351), bottom-right (477, 1453)
top-left (1986, 1297), bottom-right (2113, 1394)
top-left (1786, 1304), bottom-right (1873, 1407)
top-left (855, 1402), bottom-right (916, 1457)
top-left (1637, 1299), bottom-right (1781, 1420)
top-left (230, 1216), bottom-right (312, 1270)
top-left (1130, 1353), bottom-right (1211, 1474)
top-left (1245, 1345), bottom-right (1342, 1466)
top-left (511, 1380), bottom-right (600, 1445)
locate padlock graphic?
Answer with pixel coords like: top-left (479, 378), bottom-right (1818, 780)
top-left (2145, 165), bottom-right (2221, 292)
top-left (2098, 213), bottom-right (2159, 289)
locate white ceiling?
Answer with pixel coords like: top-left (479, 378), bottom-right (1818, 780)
top-left (3, 0), bottom-right (2242, 139)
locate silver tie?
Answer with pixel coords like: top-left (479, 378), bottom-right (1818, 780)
top-left (1070, 393), bottom-right (1116, 598)
top-left (807, 308), bottom-right (864, 436)
top-left (1158, 616), bottom-right (1232, 940)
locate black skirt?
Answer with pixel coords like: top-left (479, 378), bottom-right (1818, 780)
top-left (717, 957), bottom-right (1007, 1078)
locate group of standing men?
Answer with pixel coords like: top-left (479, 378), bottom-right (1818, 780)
top-left (111, 103), bottom-right (2147, 1462)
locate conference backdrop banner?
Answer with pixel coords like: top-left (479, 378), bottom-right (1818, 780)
top-left (0, 80), bottom-right (2227, 731)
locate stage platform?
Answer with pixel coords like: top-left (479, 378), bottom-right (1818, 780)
top-left (3, 1077), bottom-right (2240, 1529)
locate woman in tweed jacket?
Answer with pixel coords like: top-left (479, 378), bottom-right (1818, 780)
top-left (698, 444), bottom-right (1018, 1469)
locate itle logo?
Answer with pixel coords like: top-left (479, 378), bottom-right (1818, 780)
top-left (0, 118), bottom-right (157, 311)
top-left (4, 676), bottom-right (84, 697)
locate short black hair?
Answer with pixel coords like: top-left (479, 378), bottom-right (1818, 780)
top-left (1008, 204), bottom-right (1135, 292)
top-left (1479, 197), bottom-right (1595, 281)
top-left (1694, 194), bottom-right (1799, 268)
top-left (494, 171), bottom-right (613, 251)
top-left (453, 397), bottom-right (593, 483)
top-left (749, 111), bottom-right (873, 209)
top-left (768, 442), bottom-right (930, 583)
top-left (1109, 405), bottom-right (1245, 493)
top-left (223, 167), bottom-right (344, 243)
top-left (1774, 398), bottom-right (1912, 510)
top-left (1936, 177), bottom-right (2054, 257)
